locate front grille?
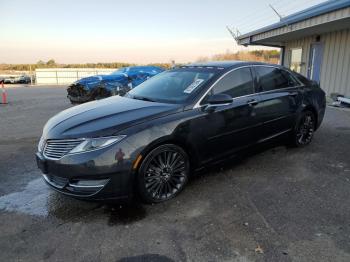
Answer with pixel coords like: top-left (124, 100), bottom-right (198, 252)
top-left (43, 139), bottom-right (84, 160)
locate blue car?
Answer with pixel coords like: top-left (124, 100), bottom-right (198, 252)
top-left (67, 66), bottom-right (164, 103)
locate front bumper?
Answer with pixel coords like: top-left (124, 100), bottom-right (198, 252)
top-left (42, 173), bottom-right (109, 196)
top-left (35, 141), bottom-right (137, 201)
top-left (67, 84), bottom-right (96, 103)
top-left (67, 82), bottom-right (130, 103)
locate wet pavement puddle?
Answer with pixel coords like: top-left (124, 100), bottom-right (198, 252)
top-left (0, 177), bottom-right (148, 225)
top-left (103, 203), bottom-right (147, 225)
top-left (0, 178), bottom-right (52, 216)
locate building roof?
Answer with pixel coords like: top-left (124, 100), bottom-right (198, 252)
top-left (237, 0), bottom-right (350, 41)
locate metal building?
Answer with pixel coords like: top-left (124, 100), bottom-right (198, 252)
top-left (237, 0), bottom-right (350, 96)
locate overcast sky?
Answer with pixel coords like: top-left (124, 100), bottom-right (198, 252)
top-left (0, 0), bottom-right (326, 64)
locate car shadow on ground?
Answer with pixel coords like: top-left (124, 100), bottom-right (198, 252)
top-left (45, 136), bottom-right (291, 225)
top-left (0, 135), bottom-right (291, 226)
top-left (191, 136), bottom-right (291, 182)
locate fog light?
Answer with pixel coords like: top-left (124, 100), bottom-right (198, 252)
top-left (68, 179), bottom-right (109, 188)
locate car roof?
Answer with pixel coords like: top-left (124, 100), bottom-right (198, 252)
top-left (183, 61), bottom-right (281, 70)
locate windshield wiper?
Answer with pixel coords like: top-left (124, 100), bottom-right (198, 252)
top-left (132, 95), bottom-right (156, 102)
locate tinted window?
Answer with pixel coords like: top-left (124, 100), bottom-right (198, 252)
top-left (293, 71), bottom-right (312, 85)
top-left (210, 68), bottom-right (254, 98)
top-left (281, 70), bottom-right (299, 87)
top-left (256, 67), bottom-right (294, 91)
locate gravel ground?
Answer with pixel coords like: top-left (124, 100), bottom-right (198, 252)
top-left (0, 86), bottom-right (350, 262)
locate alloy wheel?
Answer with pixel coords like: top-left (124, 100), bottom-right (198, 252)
top-left (296, 112), bottom-right (315, 145)
top-left (139, 145), bottom-right (189, 202)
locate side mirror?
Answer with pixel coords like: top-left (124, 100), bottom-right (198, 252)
top-left (204, 93), bottom-right (233, 113)
top-left (207, 93), bottom-right (233, 105)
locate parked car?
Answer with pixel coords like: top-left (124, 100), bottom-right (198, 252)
top-left (4, 76), bottom-right (16, 84)
top-left (3, 75), bottom-right (30, 84)
top-left (66, 66), bottom-right (164, 103)
top-left (17, 75), bottom-right (31, 84)
top-left (36, 61), bottom-right (326, 203)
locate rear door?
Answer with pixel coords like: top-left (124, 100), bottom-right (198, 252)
top-left (253, 66), bottom-right (301, 141)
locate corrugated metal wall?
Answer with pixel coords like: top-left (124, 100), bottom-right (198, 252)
top-left (283, 28), bottom-right (350, 96)
top-left (321, 29), bottom-right (350, 96)
top-left (251, 7), bottom-right (350, 43)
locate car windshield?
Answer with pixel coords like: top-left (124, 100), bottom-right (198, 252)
top-left (126, 69), bottom-right (216, 104)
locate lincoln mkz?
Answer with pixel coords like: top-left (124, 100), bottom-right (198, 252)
top-left (36, 61), bottom-right (326, 203)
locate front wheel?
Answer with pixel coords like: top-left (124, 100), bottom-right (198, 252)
top-left (137, 144), bottom-right (190, 203)
top-left (290, 110), bottom-right (316, 147)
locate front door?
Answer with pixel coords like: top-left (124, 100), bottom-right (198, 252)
top-left (307, 43), bottom-right (324, 83)
top-left (191, 67), bottom-right (263, 164)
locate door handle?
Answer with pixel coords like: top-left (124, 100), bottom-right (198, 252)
top-left (289, 92), bottom-right (299, 97)
top-left (247, 99), bottom-right (259, 106)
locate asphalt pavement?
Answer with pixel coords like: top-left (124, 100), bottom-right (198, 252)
top-left (1, 86), bottom-right (350, 262)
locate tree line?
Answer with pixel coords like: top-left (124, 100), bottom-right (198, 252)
top-left (197, 50), bottom-right (280, 64)
top-left (0, 60), bottom-right (174, 71)
top-left (0, 50), bottom-right (280, 71)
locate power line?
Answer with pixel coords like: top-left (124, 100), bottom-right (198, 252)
top-left (237, 0), bottom-right (320, 23)
top-left (230, 0), bottom-right (327, 34)
top-left (232, 0), bottom-right (325, 26)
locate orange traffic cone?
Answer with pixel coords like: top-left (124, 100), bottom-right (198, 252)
top-left (1, 81), bottom-right (8, 104)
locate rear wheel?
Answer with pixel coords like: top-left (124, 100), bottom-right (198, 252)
top-left (137, 144), bottom-right (190, 203)
top-left (290, 110), bottom-right (316, 147)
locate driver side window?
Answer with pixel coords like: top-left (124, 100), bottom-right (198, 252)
top-left (203, 67), bottom-right (254, 104)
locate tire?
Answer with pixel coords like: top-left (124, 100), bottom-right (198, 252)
top-left (290, 110), bottom-right (316, 147)
top-left (137, 144), bottom-right (190, 203)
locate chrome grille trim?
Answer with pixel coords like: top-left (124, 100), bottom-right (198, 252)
top-left (43, 139), bottom-right (84, 160)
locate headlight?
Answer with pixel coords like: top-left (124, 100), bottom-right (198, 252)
top-left (69, 135), bottom-right (126, 154)
top-left (38, 136), bottom-right (46, 152)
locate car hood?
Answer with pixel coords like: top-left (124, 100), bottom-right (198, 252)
top-left (43, 96), bottom-right (181, 139)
